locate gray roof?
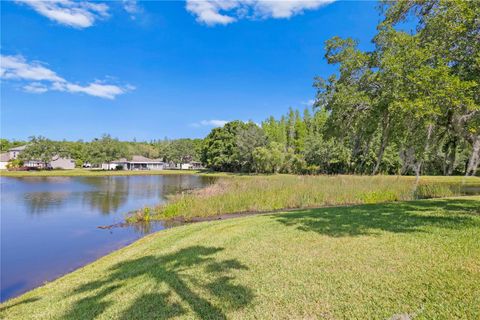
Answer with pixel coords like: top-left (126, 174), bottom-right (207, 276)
top-left (0, 153), bottom-right (10, 162)
top-left (112, 155), bottom-right (163, 163)
top-left (9, 145), bottom-right (27, 151)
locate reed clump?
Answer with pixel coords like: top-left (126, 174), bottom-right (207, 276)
top-left (128, 175), bottom-right (473, 222)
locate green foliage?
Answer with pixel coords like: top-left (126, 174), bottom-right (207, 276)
top-left (304, 133), bottom-right (351, 174)
top-left (234, 123), bottom-right (267, 172)
top-left (6, 158), bottom-right (24, 169)
top-left (252, 142), bottom-right (285, 173)
top-left (201, 121), bottom-right (251, 172)
top-left (20, 136), bottom-right (66, 167)
top-left (87, 134), bottom-right (125, 165)
top-left (164, 139), bottom-right (201, 165)
top-left (0, 139), bottom-right (25, 152)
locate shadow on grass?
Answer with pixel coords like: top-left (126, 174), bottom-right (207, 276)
top-left (61, 246), bottom-right (253, 320)
top-left (273, 198), bottom-right (480, 237)
top-left (0, 297), bottom-right (40, 312)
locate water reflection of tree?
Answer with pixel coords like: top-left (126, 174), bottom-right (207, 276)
top-left (16, 177), bottom-right (72, 215)
top-left (128, 221), bottom-right (160, 234)
top-left (23, 192), bottom-right (70, 215)
top-left (19, 175), bottom-right (217, 217)
top-left (80, 177), bottom-right (130, 215)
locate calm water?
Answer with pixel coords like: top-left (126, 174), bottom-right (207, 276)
top-left (0, 175), bottom-right (213, 302)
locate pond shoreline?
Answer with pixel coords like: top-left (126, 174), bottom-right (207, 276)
top-left (0, 174), bottom-right (214, 302)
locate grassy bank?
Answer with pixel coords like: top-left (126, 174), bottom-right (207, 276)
top-left (2, 197), bottom-right (479, 319)
top-left (131, 175), bottom-right (480, 221)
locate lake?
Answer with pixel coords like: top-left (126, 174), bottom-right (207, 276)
top-left (0, 175), bottom-right (214, 302)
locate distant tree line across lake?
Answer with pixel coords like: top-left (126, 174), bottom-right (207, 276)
top-left (0, 136), bottom-right (203, 169)
top-left (2, 1), bottom-right (478, 177)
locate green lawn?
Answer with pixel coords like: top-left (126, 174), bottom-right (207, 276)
top-left (2, 196), bottom-right (479, 319)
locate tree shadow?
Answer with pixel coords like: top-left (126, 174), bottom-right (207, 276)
top-left (61, 246), bottom-right (253, 319)
top-left (272, 198), bottom-right (480, 237)
top-left (0, 297), bottom-right (40, 312)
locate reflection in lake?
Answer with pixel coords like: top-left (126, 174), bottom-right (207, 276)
top-left (0, 175), bottom-right (214, 302)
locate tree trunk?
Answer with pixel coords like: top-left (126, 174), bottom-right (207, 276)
top-left (358, 137), bottom-right (371, 174)
top-left (466, 135), bottom-right (480, 176)
top-left (373, 116), bottom-right (390, 175)
top-left (414, 124), bottom-right (434, 183)
top-left (446, 139), bottom-right (457, 176)
top-left (414, 161), bottom-right (422, 184)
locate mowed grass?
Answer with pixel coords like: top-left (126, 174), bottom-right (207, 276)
top-left (2, 197), bottom-right (479, 319)
top-left (141, 175), bottom-right (480, 221)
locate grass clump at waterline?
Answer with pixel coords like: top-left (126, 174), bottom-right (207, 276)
top-left (130, 175), bottom-right (477, 222)
top-left (2, 197), bottom-right (480, 319)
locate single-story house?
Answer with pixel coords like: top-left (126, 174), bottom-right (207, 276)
top-left (179, 161), bottom-right (204, 170)
top-left (165, 161), bottom-right (204, 170)
top-left (50, 157), bottom-right (76, 170)
top-left (23, 157), bottom-right (75, 170)
top-left (102, 155), bottom-right (164, 171)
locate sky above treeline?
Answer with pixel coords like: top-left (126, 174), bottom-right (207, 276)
top-left (1, 0), bottom-right (385, 141)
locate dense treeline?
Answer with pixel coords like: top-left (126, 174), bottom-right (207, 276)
top-left (2, 1), bottom-right (478, 176)
top-left (1, 136), bottom-right (203, 168)
top-left (202, 0), bottom-right (479, 177)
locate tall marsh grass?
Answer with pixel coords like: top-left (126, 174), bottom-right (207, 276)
top-left (133, 175), bottom-right (475, 221)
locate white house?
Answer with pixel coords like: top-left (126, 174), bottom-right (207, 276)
top-left (102, 155), bottom-right (164, 171)
top-left (0, 153), bottom-right (9, 170)
top-left (179, 161), bottom-right (204, 170)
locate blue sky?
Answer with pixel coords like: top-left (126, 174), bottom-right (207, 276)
top-left (1, 0), bottom-right (382, 141)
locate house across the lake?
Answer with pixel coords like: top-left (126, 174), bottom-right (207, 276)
top-left (102, 155), bottom-right (165, 171)
top-left (0, 145), bottom-right (28, 169)
top-left (23, 157), bottom-right (76, 170)
top-left (179, 161), bottom-right (204, 170)
top-left (0, 152), bottom-right (10, 170)
top-left (164, 161), bottom-right (204, 170)
top-left (0, 145), bottom-right (75, 170)
top-left (8, 145), bottom-right (27, 159)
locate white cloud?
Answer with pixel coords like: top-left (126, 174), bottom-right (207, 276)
top-left (192, 119), bottom-right (229, 127)
top-left (123, 0), bottom-right (142, 19)
top-left (186, 0), bottom-right (238, 26)
top-left (16, 0), bottom-right (109, 28)
top-left (23, 82), bottom-right (49, 94)
top-left (0, 55), bottom-right (64, 82)
top-left (55, 81), bottom-right (132, 100)
top-left (185, 0), bottom-right (336, 26)
top-left (1, 54), bottom-right (132, 99)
